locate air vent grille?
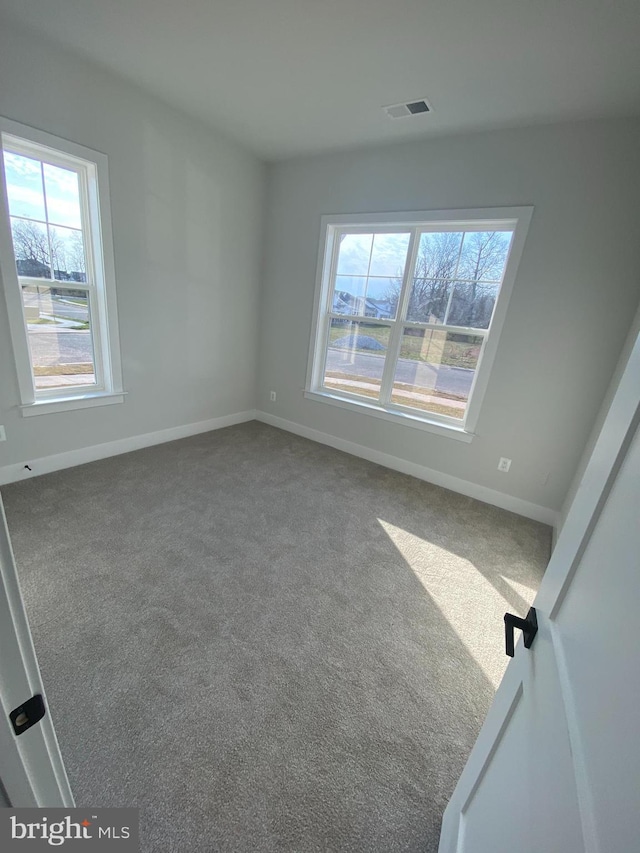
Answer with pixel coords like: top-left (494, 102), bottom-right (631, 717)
top-left (383, 99), bottom-right (432, 119)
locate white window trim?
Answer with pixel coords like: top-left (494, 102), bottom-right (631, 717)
top-left (0, 118), bottom-right (124, 417)
top-left (305, 207), bottom-right (533, 441)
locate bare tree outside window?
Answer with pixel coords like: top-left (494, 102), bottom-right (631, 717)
top-left (387, 230), bottom-right (510, 328)
top-left (11, 219), bottom-right (55, 277)
top-left (11, 219), bottom-right (86, 282)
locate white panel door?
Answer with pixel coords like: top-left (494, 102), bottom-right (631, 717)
top-left (439, 333), bottom-right (640, 853)
top-left (0, 497), bottom-right (73, 806)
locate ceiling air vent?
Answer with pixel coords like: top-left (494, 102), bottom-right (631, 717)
top-left (383, 99), bottom-right (432, 119)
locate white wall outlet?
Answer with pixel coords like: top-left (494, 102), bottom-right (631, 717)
top-left (498, 457), bottom-right (512, 472)
top-left (0, 425), bottom-right (6, 442)
top-left (269, 391), bottom-right (276, 402)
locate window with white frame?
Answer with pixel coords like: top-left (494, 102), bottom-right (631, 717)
top-left (0, 119), bottom-right (123, 416)
top-left (306, 209), bottom-right (532, 439)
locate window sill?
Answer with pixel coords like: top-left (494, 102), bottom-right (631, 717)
top-left (20, 391), bottom-right (126, 418)
top-left (304, 389), bottom-right (475, 443)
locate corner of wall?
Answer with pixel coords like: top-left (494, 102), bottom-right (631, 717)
top-left (556, 294), bottom-right (640, 537)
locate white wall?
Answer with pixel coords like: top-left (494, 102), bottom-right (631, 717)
top-left (257, 118), bottom-right (640, 515)
top-left (0, 19), bottom-right (264, 469)
top-left (558, 299), bottom-right (640, 533)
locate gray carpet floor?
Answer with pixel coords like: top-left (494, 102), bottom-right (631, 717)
top-left (1, 422), bottom-right (550, 852)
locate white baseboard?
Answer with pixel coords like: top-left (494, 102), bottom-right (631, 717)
top-left (0, 407), bottom-right (558, 527)
top-left (256, 410), bottom-right (558, 527)
top-left (0, 410), bottom-right (257, 486)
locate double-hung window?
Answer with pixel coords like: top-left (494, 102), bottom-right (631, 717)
top-left (0, 119), bottom-right (123, 416)
top-left (306, 208), bottom-right (532, 441)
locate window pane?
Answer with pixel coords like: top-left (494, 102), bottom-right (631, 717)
top-left (22, 285), bottom-right (96, 389)
top-left (43, 162), bottom-right (82, 229)
top-left (2, 152), bottom-right (46, 221)
top-left (324, 319), bottom-right (389, 401)
top-left (446, 281), bottom-right (498, 329)
top-left (391, 328), bottom-right (483, 420)
top-left (336, 233), bottom-right (373, 275)
top-left (457, 231), bottom-right (512, 282)
top-left (333, 275), bottom-right (367, 315)
top-left (406, 278), bottom-right (450, 324)
top-left (416, 231), bottom-right (464, 279)
top-left (11, 218), bottom-right (52, 278)
top-left (364, 277), bottom-right (397, 319)
top-left (49, 224), bottom-right (87, 282)
top-left (368, 233), bottom-right (410, 277)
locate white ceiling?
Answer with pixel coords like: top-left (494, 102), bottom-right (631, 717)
top-left (1, 0), bottom-right (639, 160)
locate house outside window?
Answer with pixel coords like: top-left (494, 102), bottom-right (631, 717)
top-left (0, 118), bottom-right (124, 416)
top-left (305, 208), bottom-right (532, 441)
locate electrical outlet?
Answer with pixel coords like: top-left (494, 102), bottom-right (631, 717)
top-left (0, 425), bottom-right (6, 442)
top-left (270, 391), bottom-right (276, 402)
top-left (498, 457), bottom-right (512, 473)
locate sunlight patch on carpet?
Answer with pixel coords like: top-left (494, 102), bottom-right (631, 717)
top-left (378, 519), bottom-right (538, 688)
